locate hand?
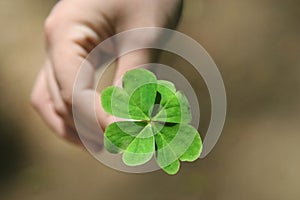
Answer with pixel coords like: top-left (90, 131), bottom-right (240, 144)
top-left (31, 0), bottom-right (183, 147)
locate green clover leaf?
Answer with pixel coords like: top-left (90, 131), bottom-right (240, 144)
top-left (101, 68), bottom-right (202, 175)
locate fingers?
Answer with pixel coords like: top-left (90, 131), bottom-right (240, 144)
top-left (34, 0), bottom-right (183, 148)
top-left (44, 1), bottom-right (105, 104)
top-left (48, 42), bottom-right (88, 105)
top-left (45, 60), bottom-right (68, 117)
top-left (31, 68), bottom-right (64, 133)
top-left (30, 68), bottom-right (82, 145)
top-left (43, 1), bottom-right (113, 148)
top-left (45, 28), bottom-right (102, 146)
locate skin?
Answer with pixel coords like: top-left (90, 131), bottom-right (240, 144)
top-left (31, 0), bottom-right (183, 146)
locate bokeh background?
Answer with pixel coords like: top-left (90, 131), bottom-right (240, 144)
top-left (1, 0), bottom-right (300, 199)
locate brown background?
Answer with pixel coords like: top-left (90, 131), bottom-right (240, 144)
top-left (1, 0), bottom-right (300, 199)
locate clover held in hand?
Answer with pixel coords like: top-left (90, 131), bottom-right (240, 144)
top-left (101, 68), bottom-right (202, 174)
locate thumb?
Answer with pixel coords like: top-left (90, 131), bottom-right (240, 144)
top-left (114, 49), bottom-right (159, 84)
top-left (112, 27), bottom-right (165, 82)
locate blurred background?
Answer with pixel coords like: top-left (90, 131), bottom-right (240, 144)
top-left (1, 0), bottom-right (300, 199)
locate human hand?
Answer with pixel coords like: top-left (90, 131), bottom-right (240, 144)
top-left (31, 0), bottom-right (183, 147)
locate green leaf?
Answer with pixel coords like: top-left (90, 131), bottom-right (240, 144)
top-left (153, 82), bottom-right (191, 123)
top-left (104, 121), bottom-right (145, 153)
top-left (157, 80), bottom-right (176, 93)
top-left (156, 81), bottom-right (177, 106)
top-left (152, 85), bottom-right (180, 123)
top-left (123, 124), bottom-right (154, 166)
top-left (162, 160), bottom-right (180, 175)
top-left (123, 124), bottom-right (155, 166)
top-left (129, 83), bottom-right (157, 118)
top-left (175, 91), bottom-right (192, 123)
top-left (154, 124), bottom-right (179, 169)
top-left (122, 68), bottom-right (157, 96)
top-left (101, 86), bottom-right (129, 119)
top-left (101, 86), bottom-right (148, 120)
top-left (179, 126), bottom-right (202, 162)
top-left (101, 68), bottom-right (202, 175)
top-left (104, 121), bottom-right (155, 166)
top-left (154, 123), bottom-right (199, 173)
top-left (152, 94), bottom-right (190, 124)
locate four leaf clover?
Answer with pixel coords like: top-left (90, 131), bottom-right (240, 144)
top-left (101, 68), bottom-right (202, 174)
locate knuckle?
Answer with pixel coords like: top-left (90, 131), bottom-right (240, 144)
top-left (56, 129), bottom-right (70, 141)
top-left (44, 15), bottom-right (58, 38)
top-left (60, 90), bottom-right (73, 106)
top-left (44, 1), bottom-right (71, 40)
top-left (30, 92), bottom-right (41, 110)
top-left (53, 103), bottom-right (68, 117)
top-left (58, 131), bottom-right (68, 139)
top-left (44, 13), bottom-right (67, 41)
top-left (57, 129), bottom-right (78, 144)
